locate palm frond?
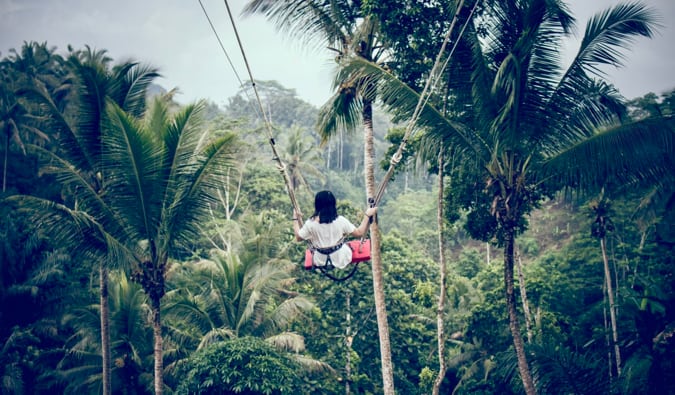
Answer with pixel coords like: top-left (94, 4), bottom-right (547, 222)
top-left (316, 89), bottom-right (362, 143)
top-left (541, 115), bottom-right (675, 193)
top-left (19, 84), bottom-right (95, 172)
top-left (576, 2), bottom-right (659, 76)
top-left (163, 289), bottom-right (216, 337)
top-left (165, 131), bottom-right (239, 253)
top-left (334, 55), bottom-right (484, 159)
top-left (5, 194), bottom-right (138, 270)
top-left (264, 331), bottom-right (305, 353)
top-left (528, 342), bottom-right (608, 395)
top-left (27, 143), bottom-right (123, 231)
top-left (541, 3), bottom-right (659, 153)
top-left (290, 353), bottom-right (335, 374)
top-left (115, 62), bottom-right (161, 117)
top-left (102, 102), bottom-right (161, 242)
top-left (265, 296), bottom-right (315, 332)
top-left (197, 327), bottom-right (236, 350)
top-left (541, 80), bottom-right (625, 155)
top-left (242, 0), bottom-right (353, 52)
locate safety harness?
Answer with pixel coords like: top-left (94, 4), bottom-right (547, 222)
top-left (309, 242), bottom-right (344, 268)
top-left (305, 239), bottom-right (371, 282)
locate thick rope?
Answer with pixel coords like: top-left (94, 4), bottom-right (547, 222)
top-left (373, 0), bottom-right (480, 207)
top-left (223, 0), bottom-right (304, 221)
top-left (198, 0), bottom-right (261, 120)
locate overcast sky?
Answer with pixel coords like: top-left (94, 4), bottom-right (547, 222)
top-left (1, 0), bottom-right (673, 107)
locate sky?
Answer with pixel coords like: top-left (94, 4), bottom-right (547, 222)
top-left (1, 0), bottom-right (673, 107)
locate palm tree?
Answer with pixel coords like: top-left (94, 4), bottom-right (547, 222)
top-left (163, 249), bottom-right (315, 355)
top-left (242, 2), bottom-right (396, 391)
top-left (162, 209), bottom-right (325, 387)
top-left (328, 1), bottom-right (663, 393)
top-left (12, 97), bottom-right (239, 394)
top-left (19, 48), bottom-right (159, 395)
top-left (279, 125), bottom-right (325, 193)
top-left (102, 98), bottom-right (238, 394)
top-left (589, 196), bottom-right (621, 379)
top-left (0, 42), bottom-right (62, 192)
top-left (54, 271), bottom-right (153, 394)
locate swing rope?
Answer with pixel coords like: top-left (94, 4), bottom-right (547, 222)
top-left (222, 0), bottom-right (356, 281)
top-left (372, 0), bottom-right (480, 208)
top-left (198, 0), bottom-right (263, 121)
top-left (222, 0), bottom-right (305, 223)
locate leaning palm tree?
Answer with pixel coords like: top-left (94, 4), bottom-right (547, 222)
top-left (242, 2), bottom-right (397, 391)
top-left (328, 1), bottom-right (664, 393)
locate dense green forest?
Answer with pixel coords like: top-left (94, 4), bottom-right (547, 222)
top-left (2, 1), bottom-right (674, 394)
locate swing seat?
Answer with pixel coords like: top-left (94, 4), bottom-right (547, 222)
top-left (304, 239), bottom-right (371, 270)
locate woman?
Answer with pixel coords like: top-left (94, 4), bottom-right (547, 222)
top-left (294, 190), bottom-right (377, 269)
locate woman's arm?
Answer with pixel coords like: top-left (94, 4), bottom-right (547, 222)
top-left (351, 207), bottom-right (378, 238)
top-left (293, 210), bottom-right (304, 241)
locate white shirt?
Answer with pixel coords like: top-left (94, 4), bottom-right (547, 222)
top-left (298, 216), bottom-right (356, 269)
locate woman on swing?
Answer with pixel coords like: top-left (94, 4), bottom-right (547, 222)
top-left (293, 190), bottom-right (377, 270)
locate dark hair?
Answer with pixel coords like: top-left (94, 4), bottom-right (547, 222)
top-left (313, 190), bottom-right (338, 224)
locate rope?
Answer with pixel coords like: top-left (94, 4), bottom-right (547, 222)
top-left (197, 0), bottom-right (261, 120)
top-left (372, 0), bottom-right (480, 207)
top-left (222, 0), bottom-right (304, 221)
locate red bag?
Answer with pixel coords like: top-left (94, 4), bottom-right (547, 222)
top-left (304, 239), bottom-right (371, 270)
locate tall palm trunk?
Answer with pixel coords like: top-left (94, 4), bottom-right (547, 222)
top-left (601, 236), bottom-right (622, 376)
top-left (2, 131), bottom-right (9, 192)
top-left (345, 291), bottom-right (352, 395)
top-left (432, 149), bottom-right (447, 395)
top-left (504, 229), bottom-right (536, 395)
top-left (151, 296), bottom-right (164, 395)
top-left (362, 99), bottom-right (395, 395)
top-left (515, 246), bottom-right (533, 343)
top-left (99, 263), bottom-right (111, 395)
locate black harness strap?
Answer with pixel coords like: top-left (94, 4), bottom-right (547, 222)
top-left (309, 242), bottom-right (360, 282)
top-left (309, 242), bottom-right (344, 270)
top-left (318, 263), bottom-right (360, 282)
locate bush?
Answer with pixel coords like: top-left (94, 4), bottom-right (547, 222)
top-left (176, 337), bottom-right (301, 394)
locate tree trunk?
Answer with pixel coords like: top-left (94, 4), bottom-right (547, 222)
top-left (99, 263), bottom-right (111, 395)
top-left (486, 242), bottom-right (490, 266)
top-left (601, 237), bottom-right (622, 376)
top-left (432, 149), bottom-right (447, 395)
top-left (602, 284), bottom-right (613, 382)
top-left (362, 99), bottom-right (395, 395)
top-left (345, 291), bottom-right (352, 395)
top-left (515, 246), bottom-right (533, 343)
top-left (504, 230), bottom-right (536, 395)
top-left (151, 297), bottom-right (164, 395)
top-left (339, 129), bottom-right (344, 170)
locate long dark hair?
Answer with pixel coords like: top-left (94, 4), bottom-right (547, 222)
top-left (313, 190), bottom-right (338, 224)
